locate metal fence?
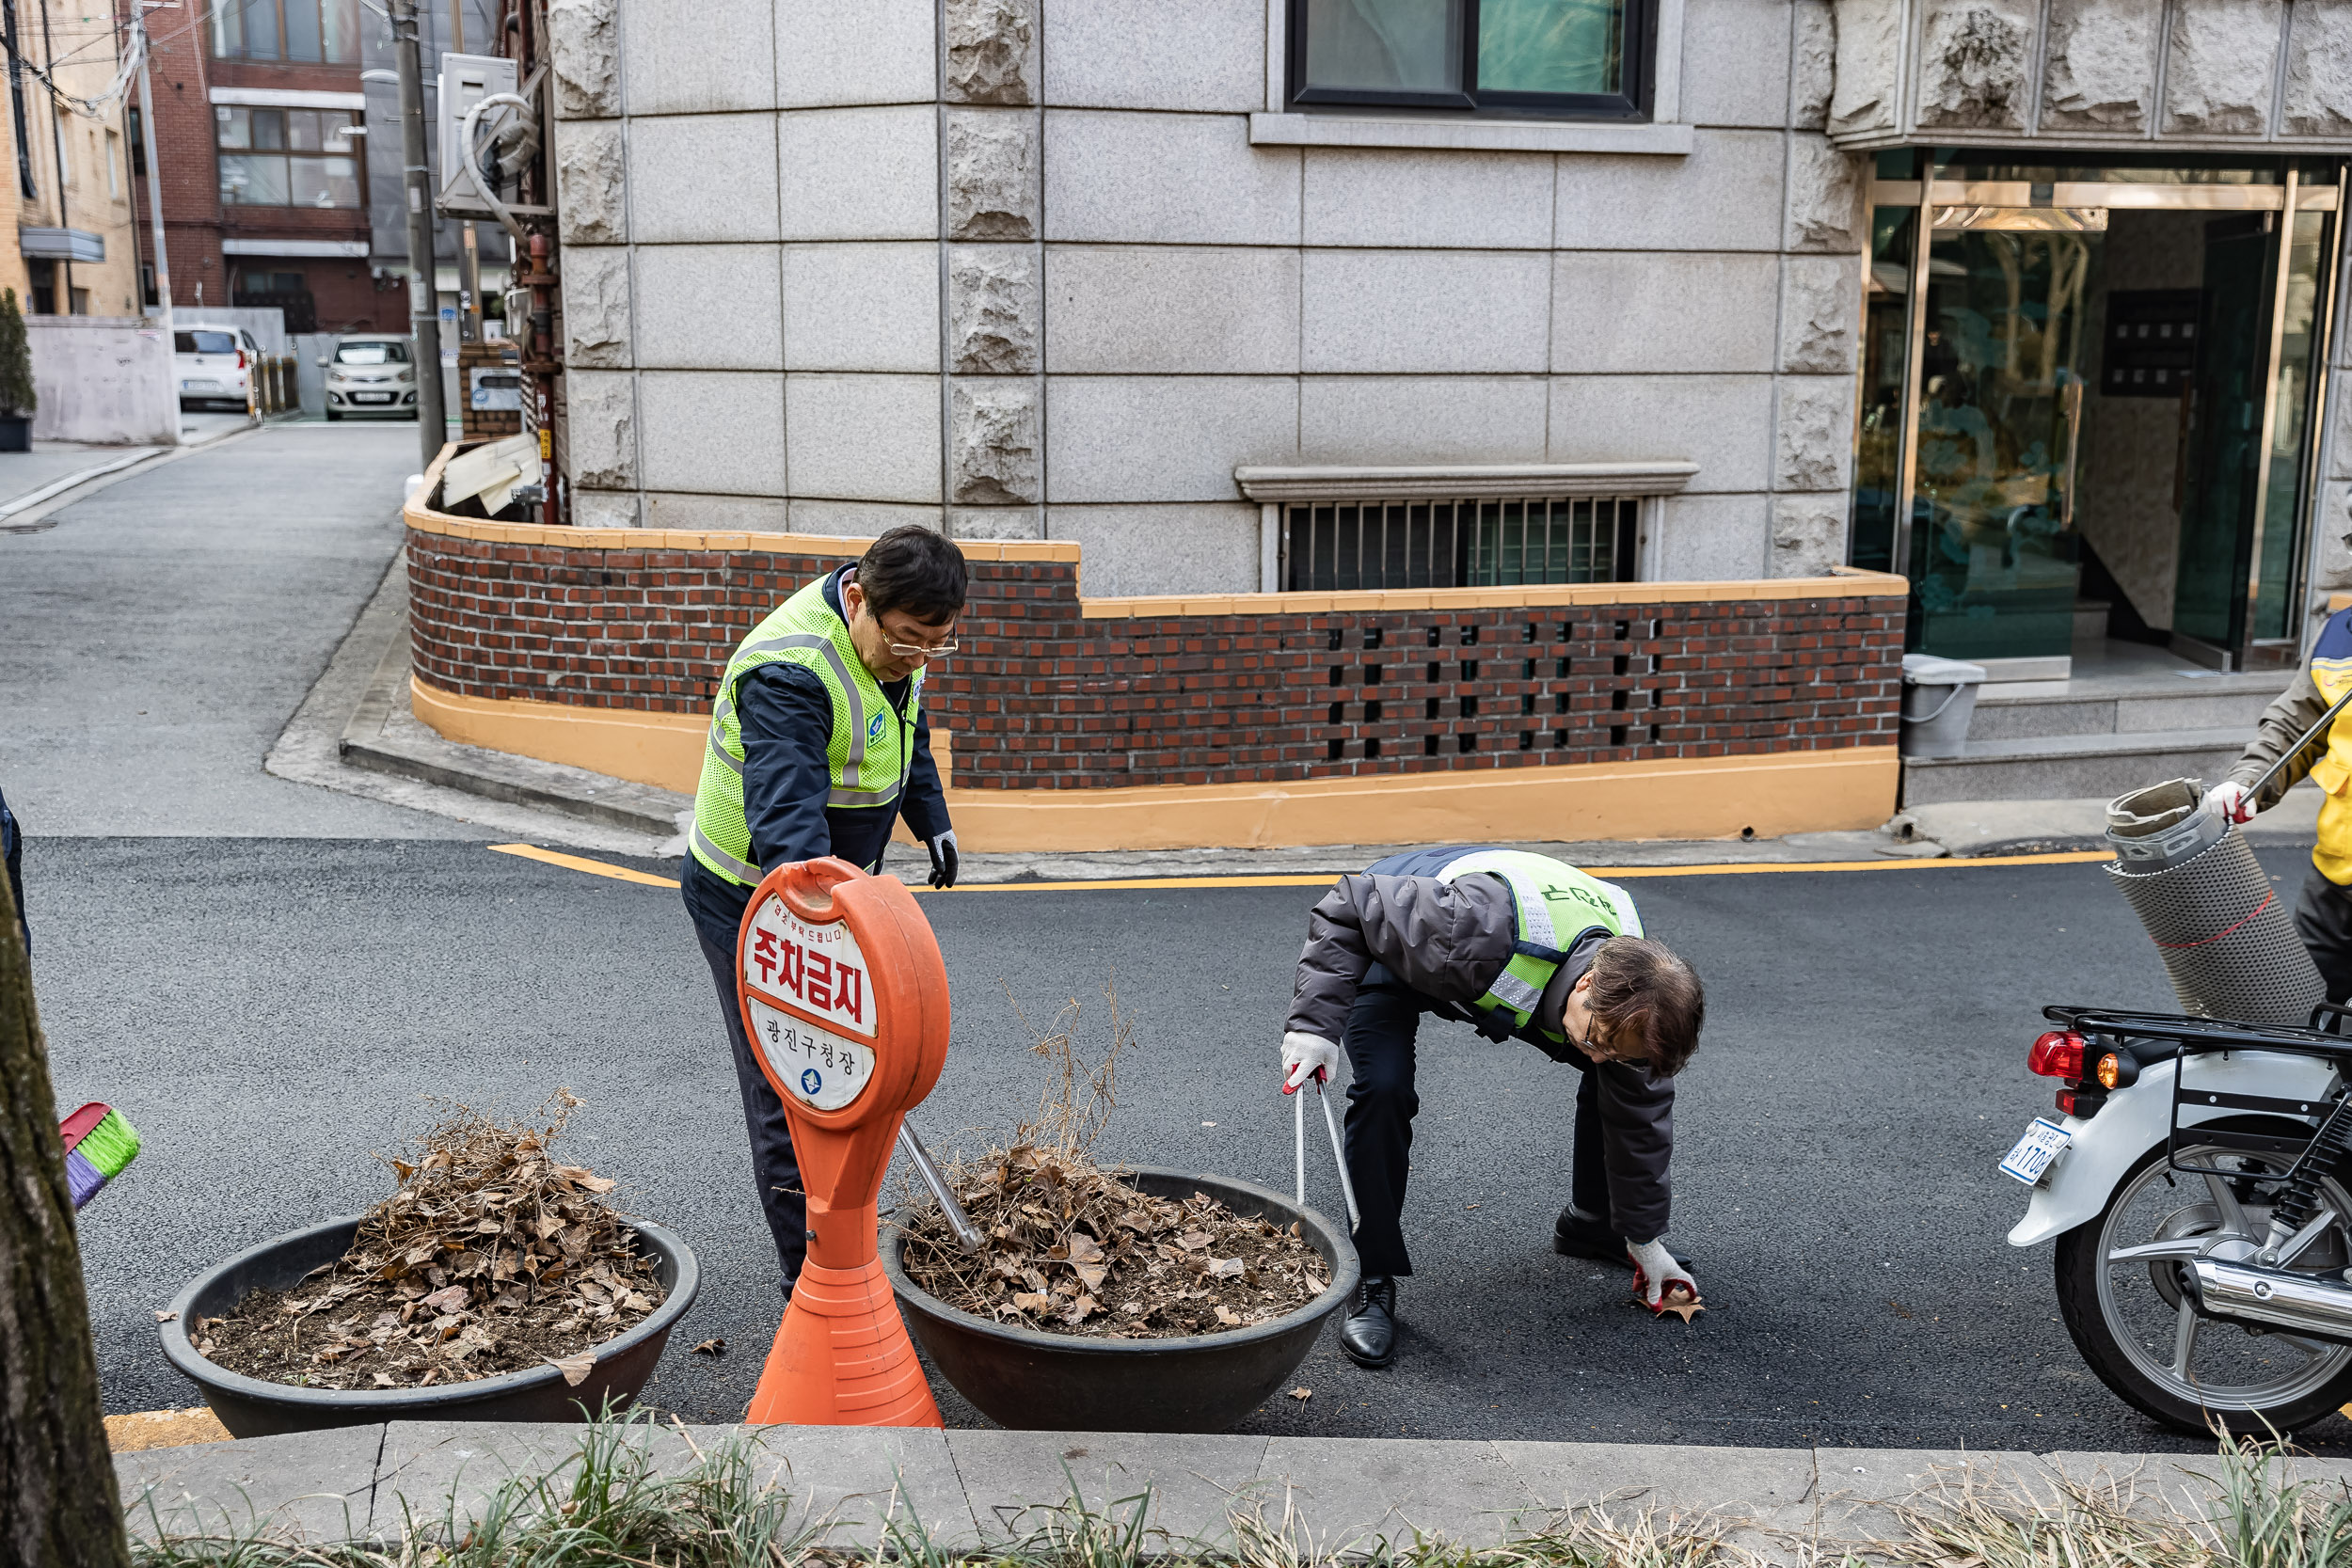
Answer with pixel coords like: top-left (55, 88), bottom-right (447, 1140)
top-left (1281, 496), bottom-right (1644, 593)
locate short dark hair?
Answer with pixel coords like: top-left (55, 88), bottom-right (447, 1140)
top-left (1587, 937), bottom-right (1705, 1077)
top-left (855, 526), bottom-right (969, 624)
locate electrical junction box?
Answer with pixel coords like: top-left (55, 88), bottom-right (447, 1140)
top-left (436, 53), bottom-right (517, 217)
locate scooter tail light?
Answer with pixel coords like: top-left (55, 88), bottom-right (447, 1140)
top-left (2029, 1030), bottom-right (2086, 1079)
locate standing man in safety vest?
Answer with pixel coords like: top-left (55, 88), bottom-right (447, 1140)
top-left (681, 525), bottom-right (967, 1297)
top-left (2205, 606), bottom-right (2352, 1000)
top-left (1282, 846), bottom-right (1707, 1368)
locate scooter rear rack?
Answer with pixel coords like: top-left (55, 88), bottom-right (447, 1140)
top-left (2042, 1003), bottom-right (2352, 1180)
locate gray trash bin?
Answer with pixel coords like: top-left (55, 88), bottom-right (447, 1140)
top-left (1899, 653), bottom-right (1988, 758)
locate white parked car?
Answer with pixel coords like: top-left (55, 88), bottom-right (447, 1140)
top-left (320, 334), bottom-right (419, 420)
top-left (174, 324), bottom-right (262, 412)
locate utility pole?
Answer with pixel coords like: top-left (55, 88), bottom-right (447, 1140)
top-left (40, 0), bottom-right (70, 313)
top-left (132, 8), bottom-right (173, 441)
top-left (389, 0), bottom-right (445, 468)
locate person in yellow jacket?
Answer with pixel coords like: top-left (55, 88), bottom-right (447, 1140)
top-left (680, 525), bottom-right (967, 1296)
top-left (2205, 605), bottom-right (2352, 1000)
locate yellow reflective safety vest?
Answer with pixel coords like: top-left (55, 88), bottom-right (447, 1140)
top-left (689, 573), bottom-right (921, 887)
top-left (2307, 616), bottom-right (2352, 884)
top-left (1435, 848), bottom-right (1643, 1044)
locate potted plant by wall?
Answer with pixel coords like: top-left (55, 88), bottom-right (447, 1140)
top-left (888, 990), bottom-right (1358, 1432)
top-left (0, 288), bottom-right (35, 452)
top-left (159, 1091), bottom-right (698, 1437)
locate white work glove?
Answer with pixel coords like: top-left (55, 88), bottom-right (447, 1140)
top-left (1281, 1031), bottom-right (1341, 1095)
top-left (1629, 1238), bottom-right (1697, 1309)
top-left (2203, 781), bottom-right (2256, 826)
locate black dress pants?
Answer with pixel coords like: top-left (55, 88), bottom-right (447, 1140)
top-left (1341, 984), bottom-right (1611, 1278)
top-left (2296, 863), bottom-right (2352, 1006)
top-left (689, 906), bottom-right (806, 1286)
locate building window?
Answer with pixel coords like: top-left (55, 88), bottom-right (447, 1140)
top-left (212, 0), bottom-right (360, 64)
top-left (216, 106), bottom-right (362, 208)
top-left (1289, 0), bottom-right (1649, 119)
top-left (105, 131), bottom-right (120, 198)
top-left (52, 109), bottom-right (70, 186)
top-left (1281, 497), bottom-right (1641, 592)
top-left (127, 107), bottom-right (143, 175)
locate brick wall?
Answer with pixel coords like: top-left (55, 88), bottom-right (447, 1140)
top-left (408, 529), bottom-right (1903, 791)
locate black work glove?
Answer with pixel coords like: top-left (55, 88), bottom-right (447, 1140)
top-left (925, 830), bottom-right (959, 890)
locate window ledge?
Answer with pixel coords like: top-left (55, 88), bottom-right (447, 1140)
top-left (1247, 113), bottom-right (1692, 155)
top-left (1235, 461), bottom-right (1698, 503)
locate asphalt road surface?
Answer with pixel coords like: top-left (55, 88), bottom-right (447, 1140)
top-left (6, 421), bottom-right (2337, 1453)
top-left (24, 833), bottom-right (2326, 1453)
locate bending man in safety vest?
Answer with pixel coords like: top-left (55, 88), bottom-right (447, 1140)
top-left (2205, 607), bottom-right (2352, 1000)
top-left (1282, 846), bottom-right (1707, 1369)
top-left (681, 525), bottom-right (966, 1296)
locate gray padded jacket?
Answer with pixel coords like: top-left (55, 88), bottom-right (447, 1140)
top-left (1284, 870), bottom-right (1677, 1243)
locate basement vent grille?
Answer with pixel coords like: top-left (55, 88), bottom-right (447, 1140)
top-left (1281, 497), bottom-right (1641, 593)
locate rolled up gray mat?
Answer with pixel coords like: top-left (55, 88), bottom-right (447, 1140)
top-left (2105, 779), bottom-right (2325, 1025)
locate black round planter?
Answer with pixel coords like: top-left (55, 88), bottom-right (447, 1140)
top-left (161, 1215), bottom-right (699, 1439)
top-left (882, 1166), bottom-right (1359, 1433)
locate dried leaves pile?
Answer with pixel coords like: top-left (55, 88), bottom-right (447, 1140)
top-left (198, 1092), bottom-right (665, 1391)
top-left (898, 986), bottom-right (1330, 1339)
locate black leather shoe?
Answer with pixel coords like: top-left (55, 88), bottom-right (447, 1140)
top-left (1552, 1209), bottom-right (1692, 1270)
top-left (1340, 1275), bottom-right (1399, 1369)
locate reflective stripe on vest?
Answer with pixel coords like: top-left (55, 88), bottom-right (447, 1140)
top-left (1436, 849), bottom-right (1642, 1038)
top-left (689, 576), bottom-right (921, 886)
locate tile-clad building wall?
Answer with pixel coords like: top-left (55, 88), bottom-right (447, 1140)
top-left (546, 0), bottom-right (1866, 597)
top-left (405, 524), bottom-right (1902, 789)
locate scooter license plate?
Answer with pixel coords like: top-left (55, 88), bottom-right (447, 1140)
top-left (2000, 1117), bottom-right (2072, 1185)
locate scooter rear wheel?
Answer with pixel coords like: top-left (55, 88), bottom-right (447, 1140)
top-left (2055, 1126), bottom-right (2352, 1435)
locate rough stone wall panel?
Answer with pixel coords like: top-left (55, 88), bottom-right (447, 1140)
top-left (1793, 0), bottom-right (1837, 129)
top-left (555, 119), bottom-right (627, 245)
top-left (403, 531), bottom-right (1907, 784)
top-left (561, 246), bottom-right (632, 370)
top-left (1786, 135), bottom-right (1866, 254)
top-left (946, 109), bottom-right (1041, 241)
top-left (946, 0), bottom-right (1040, 105)
top-left (2162, 0), bottom-right (2285, 135)
top-left (1775, 378), bottom-right (1855, 493)
top-left (2041, 0), bottom-right (2160, 132)
top-left (564, 370), bottom-right (638, 491)
top-left (1771, 496), bottom-right (1850, 577)
top-left (548, 0), bottom-right (621, 119)
top-left (1779, 256), bottom-right (1860, 374)
top-left (2283, 0), bottom-right (2352, 138)
top-left (949, 245), bottom-right (1040, 374)
top-left (952, 380), bottom-right (1041, 504)
top-left (1829, 0), bottom-right (1904, 135)
top-left (1914, 0), bottom-right (2036, 130)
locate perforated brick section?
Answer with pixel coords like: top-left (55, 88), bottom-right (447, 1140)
top-left (405, 532), bottom-right (1903, 789)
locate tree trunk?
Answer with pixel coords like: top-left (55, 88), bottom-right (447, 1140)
top-left (0, 868), bottom-right (131, 1566)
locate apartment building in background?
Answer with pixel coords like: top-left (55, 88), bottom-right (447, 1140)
top-left (129, 0), bottom-right (400, 331)
top-left (0, 0), bottom-right (142, 317)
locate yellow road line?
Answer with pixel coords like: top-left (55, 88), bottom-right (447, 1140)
top-left (909, 847), bottom-right (2120, 891)
top-left (488, 843), bottom-right (681, 888)
top-left (489, 843), bottom-right (2119, 894)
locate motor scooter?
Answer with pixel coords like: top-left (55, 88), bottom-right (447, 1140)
top-left (2005, 1002), bottom-right (2352, 1433)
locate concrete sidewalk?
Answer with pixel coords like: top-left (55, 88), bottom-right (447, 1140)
top-left (113, 1419), bottom-right (2284, 1549)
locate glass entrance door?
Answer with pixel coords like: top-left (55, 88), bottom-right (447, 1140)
top-left (1851, 160), bottom-right (2344, 673)
top-left (1906, 216), bottom-right (2098, 662)
top-left (2171, 216), bottom-right (2275, 654)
